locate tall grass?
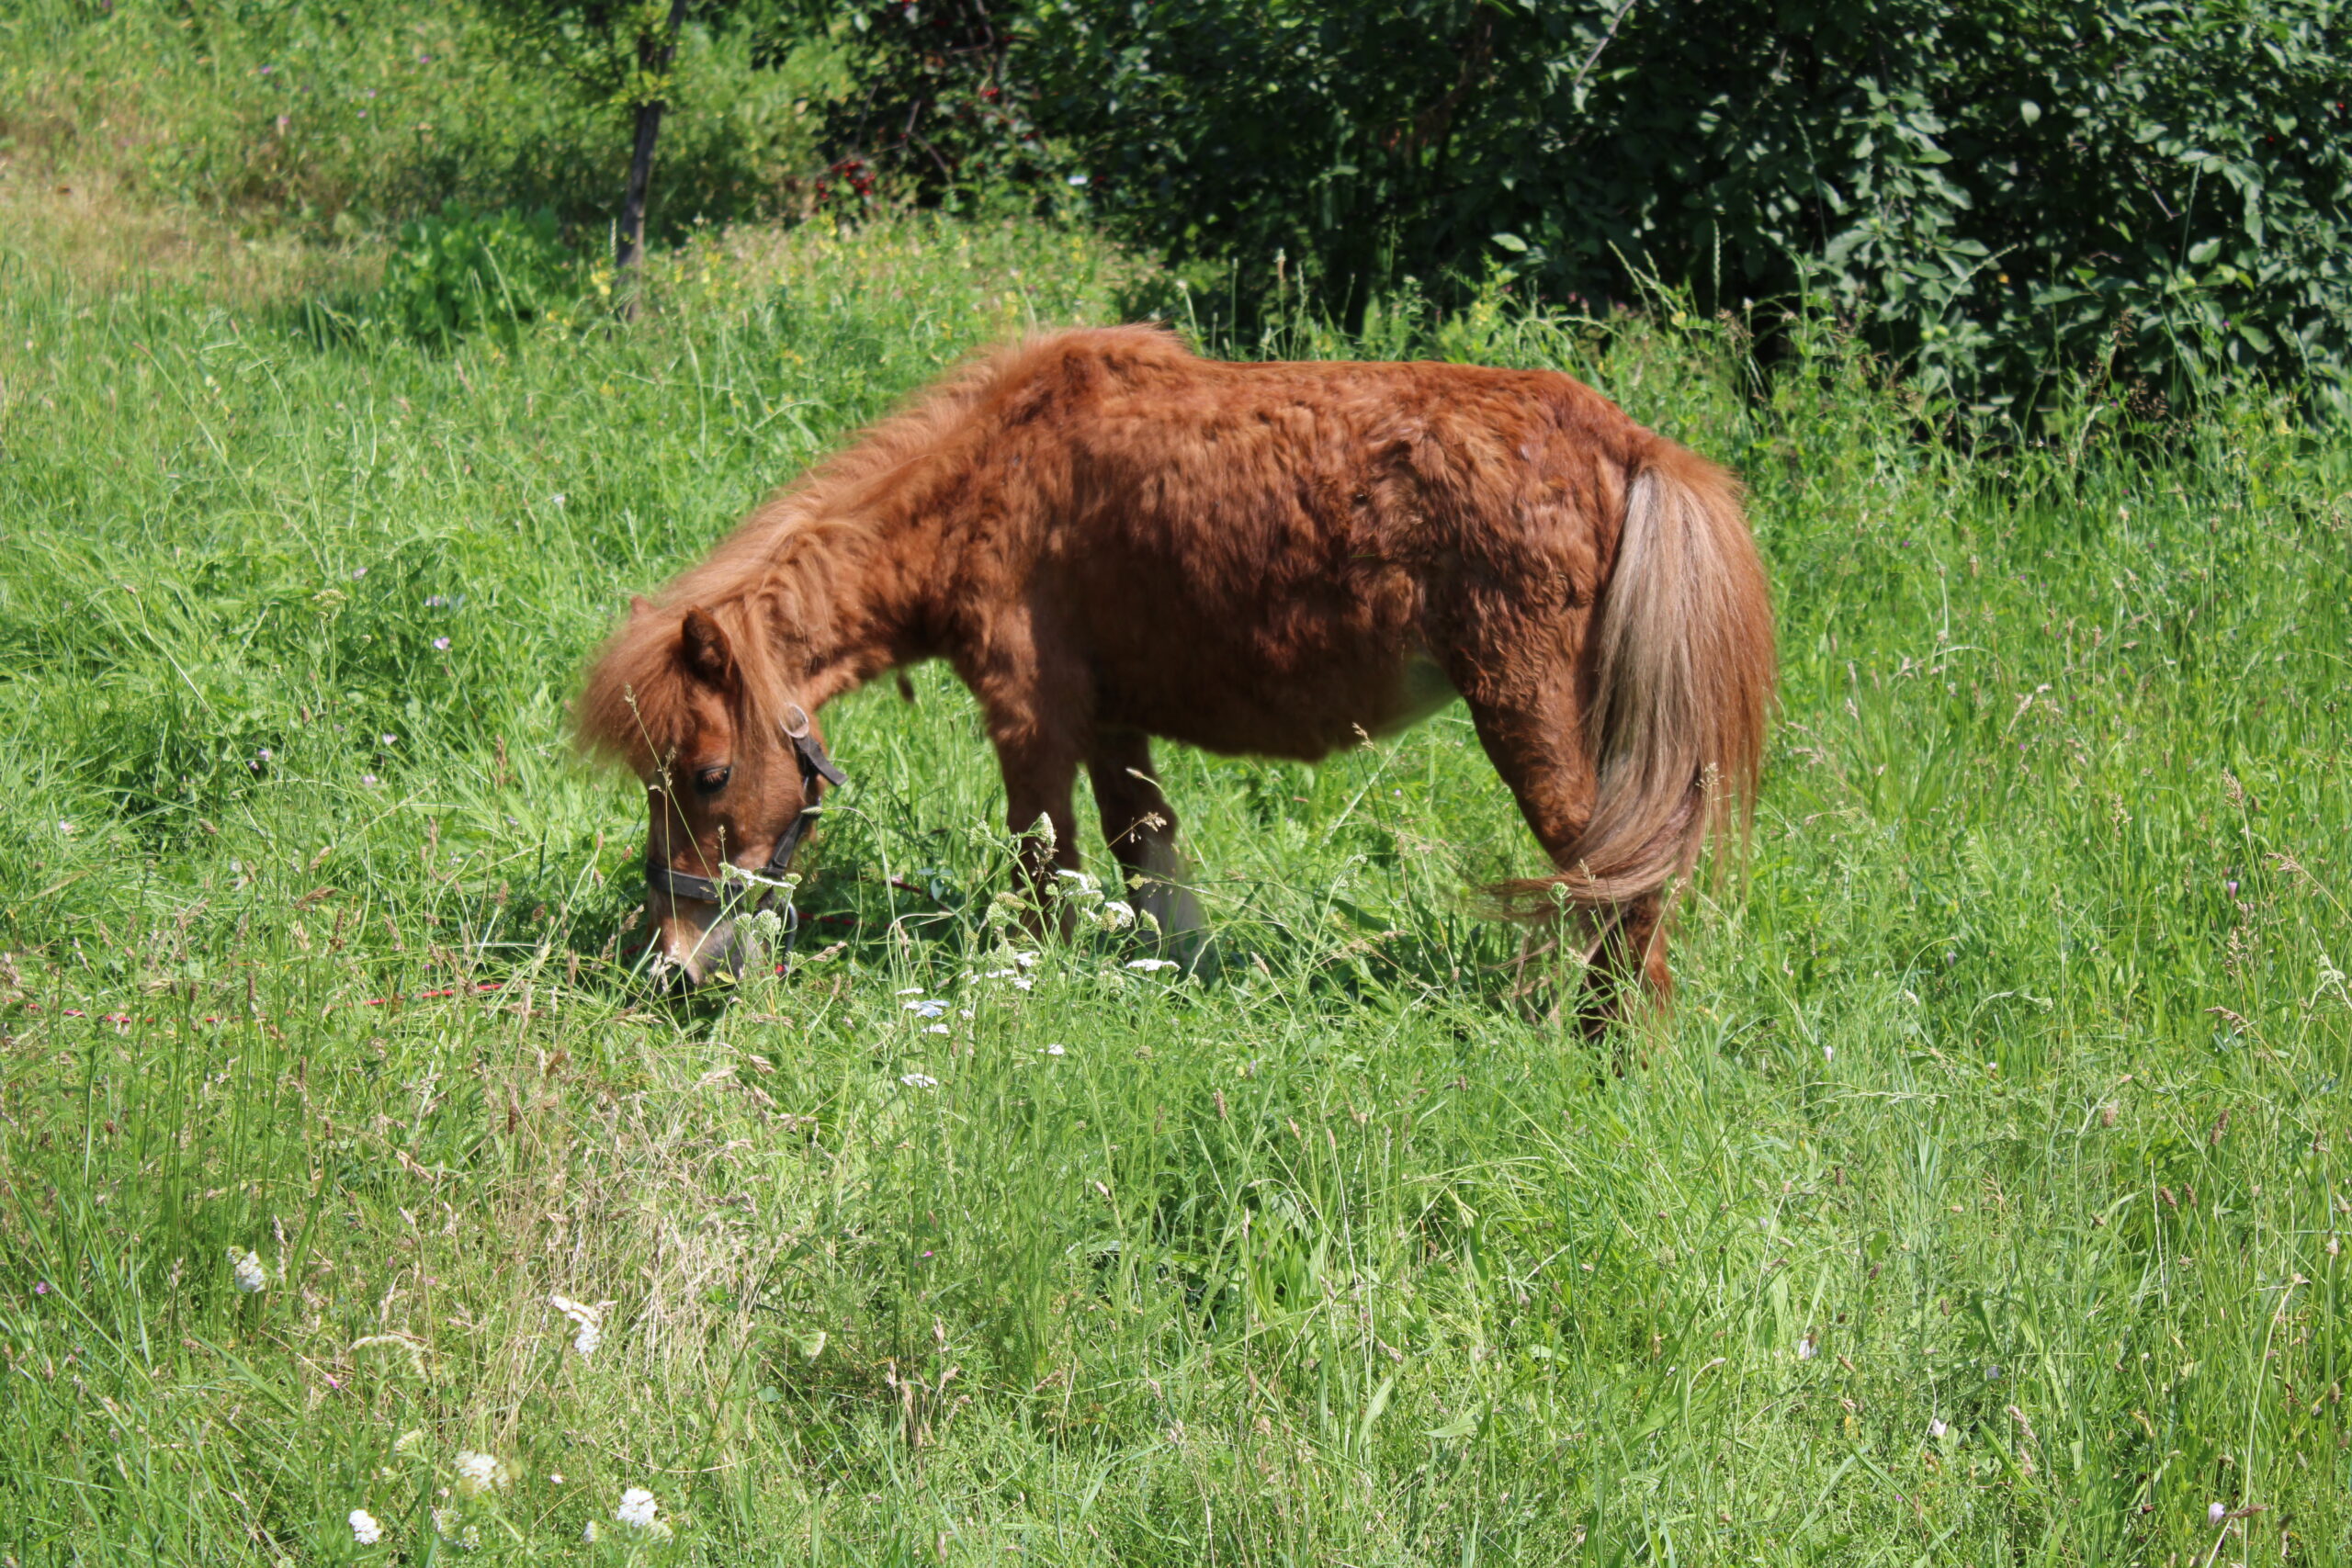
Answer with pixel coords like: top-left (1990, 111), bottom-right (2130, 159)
top-left (0, 0), bottom-right (846, 246)
top-left (0, 209), bottom-right (2346, 1566)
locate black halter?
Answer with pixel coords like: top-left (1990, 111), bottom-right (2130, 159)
top-left (644, 708), bottom-right (848, 935)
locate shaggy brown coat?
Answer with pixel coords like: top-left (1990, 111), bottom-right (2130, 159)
top-left (579, 325), bottom-right (1774, 1017)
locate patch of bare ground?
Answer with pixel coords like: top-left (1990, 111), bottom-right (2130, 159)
top-left (0, 156), bottom-right (376, 305)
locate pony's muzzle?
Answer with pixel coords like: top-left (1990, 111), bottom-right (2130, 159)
top-left (650, 898), bottom-right (791, 988)
top-left (649, 899), bottom-right (730, 987)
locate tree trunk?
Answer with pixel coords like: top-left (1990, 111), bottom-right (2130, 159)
top-left (614, 0), bottom-right (692, 285)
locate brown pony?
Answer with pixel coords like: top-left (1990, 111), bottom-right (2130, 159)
top-left (578, 325), bottom-right (1773, 1019)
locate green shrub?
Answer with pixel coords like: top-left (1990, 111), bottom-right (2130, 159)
top-left (370, 205), bottom-right (575, 340)
top-left (838, 0), bottom-right (2352, 418)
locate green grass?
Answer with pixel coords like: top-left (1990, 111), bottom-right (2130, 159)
top-left (0, 0), bottom-right (847, 251)
top-left (1, 206), bottom-right (2348, 1567)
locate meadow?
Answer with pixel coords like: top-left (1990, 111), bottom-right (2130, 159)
top-left (3, 153), bottom-right (2351, 1568)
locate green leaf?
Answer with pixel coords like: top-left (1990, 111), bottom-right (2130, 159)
top-left (1488, 232), bottom-right (1528, 254)
top-left (1424, 1408), bottom-right (1481, 1440)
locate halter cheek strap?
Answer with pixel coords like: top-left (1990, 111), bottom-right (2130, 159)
top-left (644, 717), bottom-right (848, 933)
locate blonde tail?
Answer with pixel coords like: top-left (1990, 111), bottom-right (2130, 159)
top-left (1507, 440), bottom-right (1774, 913)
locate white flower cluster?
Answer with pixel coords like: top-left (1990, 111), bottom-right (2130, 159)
top-left (550, 1293), bottom-right (606, 1358)
top-left (1053, 869), bottom-right (1138, 931)
top-left (227, 1247), bottom-right (267, 1294)
top-left (616, 1485), bottom-right (673, 1539)
top-left (348, 1508), bottom-right (382, 1545)
top-left (897, 989), bottom-right (956, 1034)
top-left (433, 1507), bottom-right (479, 1550)
top-left (981, 950), bottom-right (1041, 990)
top-left (453, 1450), bottom-right (511, 1497)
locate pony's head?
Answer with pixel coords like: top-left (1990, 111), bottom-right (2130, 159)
top-left (577, 596), bottom-right (833, 987)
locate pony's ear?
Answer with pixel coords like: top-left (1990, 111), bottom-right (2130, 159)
top-left (678, 607), bottom-right (734, 685)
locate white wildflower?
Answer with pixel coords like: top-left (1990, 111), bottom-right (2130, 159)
top-left (228, 1247), bottom-right (267, 1293)
top-left (1822, 1044), bottom-right (1834, 1064)
top-left (616, 1486), bottom-right (661, 1531)
top-left (2208, 1502), bottom-right (2226, 1527)
top-left (1098, 899), bottom-right (1136, 931)
top-left (1044, 1043), bottom-right (1066, 1056)
top-left (1125, 958), bottom-right (1177, 972)
top-left (1928, 1417), bottom-right (1947, 1439)
top-left (896, 986), bottom-right (925, 996)
top-left (349, 1508), bottom-right (382, 1545)
top-left (1796, 1335), bottom-right (1817, 1360)
top-left (453, 1450), bottom-right (508, 1496)
top-left (902, 998), bottom-right (948, 1018)
top-left (582, 1521), bottom-right (601, 1544)
top-left (391, 1428), bottom-right (425, 1457)
top-left (432, 1507), bottom-right (477, 1549)
top-left (899, 1073), bottom-right (939, 1089)
top-left (1012, 951), bottom-right (1039, 968)
top-left (924, 1023), bottom-right (950, 1035)
top-left (550, 1294), bottom-right (606, 1358)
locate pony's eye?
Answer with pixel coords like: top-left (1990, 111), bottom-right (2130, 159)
top-left (695, 766), bottom-right (731, 795)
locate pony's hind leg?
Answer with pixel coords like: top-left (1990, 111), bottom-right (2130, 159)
top-left (1453, 671), bottom-right (1668, 1036)
top-left (1086, 731), bottom-right (1212, 968)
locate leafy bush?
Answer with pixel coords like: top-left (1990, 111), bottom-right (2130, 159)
top-left (839, 0), bottom-right (2352, 416)
top-left (371, 206), bottom-right (575, 340)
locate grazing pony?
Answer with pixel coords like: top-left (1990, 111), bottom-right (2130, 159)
top-left (578, 325), bottom-right (1773, 1020)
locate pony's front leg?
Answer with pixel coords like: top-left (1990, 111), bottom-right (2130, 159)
top-left (1087, 730), bottom-right (1213, 971)
top-left (993, 738), bottom-right (1082, 938)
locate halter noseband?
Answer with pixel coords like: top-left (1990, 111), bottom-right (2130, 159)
top-left (643, 706), bottom-right (849, 942)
